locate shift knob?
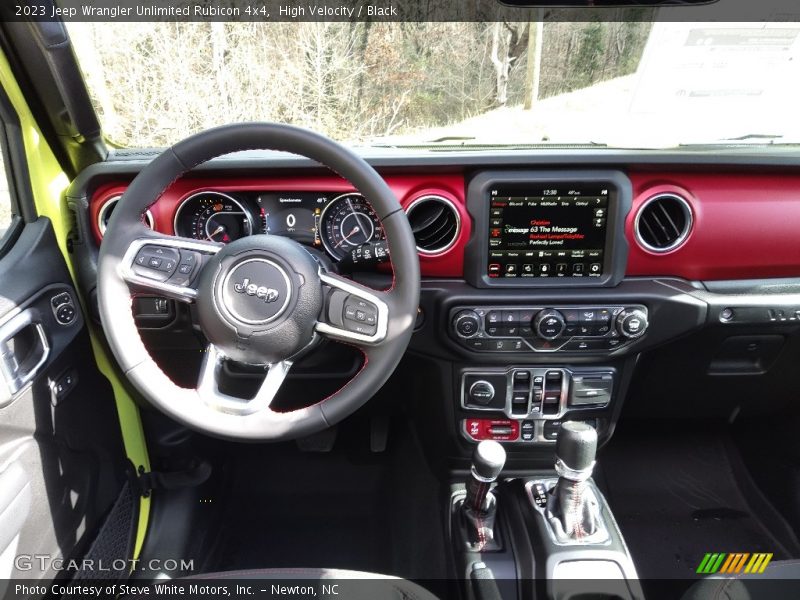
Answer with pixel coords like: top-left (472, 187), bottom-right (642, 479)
top-left (555, 421), bottom-right (597, 473)
top-left (472, 440), bottom-right (507, 480)
top-left (464, 441), bottom-right (507, 513)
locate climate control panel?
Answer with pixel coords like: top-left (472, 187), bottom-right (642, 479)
top-left (450, 305), bottom-right (648, 353)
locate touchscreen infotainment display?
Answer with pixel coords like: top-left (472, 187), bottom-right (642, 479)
top-left (487, 184), bottom-right (609, 278)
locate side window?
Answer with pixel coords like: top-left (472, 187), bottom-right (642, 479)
top-left (0, 148), bottom-right (11, 239)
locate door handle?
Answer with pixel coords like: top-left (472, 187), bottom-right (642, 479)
top-left (0, 309), bottom-right (50, 406)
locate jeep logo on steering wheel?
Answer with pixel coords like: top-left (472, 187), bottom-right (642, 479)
top-left (233, 278), bottom-right (280, 303)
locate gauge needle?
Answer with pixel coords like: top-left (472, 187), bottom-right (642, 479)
top-left (208, 225), bottom-right (225, 240)
top-left (334, 226), bottom-right (360, 248)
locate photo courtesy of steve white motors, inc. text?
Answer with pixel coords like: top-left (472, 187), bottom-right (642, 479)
top-left (15, 583), bottom-right (340, 598)
top-left (16, 2), bottom-right (399, 19)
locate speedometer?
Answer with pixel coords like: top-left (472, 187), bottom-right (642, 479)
top-left (174, 191), bottom-right (254, 243)
top-left (320, 193), bottom-right (385, 260)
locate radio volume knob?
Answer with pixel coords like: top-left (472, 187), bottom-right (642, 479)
top-left (534, 309), bottom-right (566, 340)
top-left (453, 310), bottom-right (481, 338)
top-left (617, 308), bottom-right (648, 338)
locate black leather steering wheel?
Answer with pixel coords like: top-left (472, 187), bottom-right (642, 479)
top-left (97, 123), bottom-right (420, 441)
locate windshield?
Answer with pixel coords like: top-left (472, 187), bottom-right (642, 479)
top-left (66, 21), bottom-right (800, 149)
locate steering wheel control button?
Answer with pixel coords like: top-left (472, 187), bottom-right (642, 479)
top-left (468, 380), bottom-right (495, 405)
top-left (617, 308), bottom-right (649, 338)
top-left (453, 310), bottom-right (480, 338)
top-left (132, 246), bottom-right (181, 282)
top-left (342, 296), bottom-right (378, 335)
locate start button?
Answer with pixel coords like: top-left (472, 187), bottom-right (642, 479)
top-left (468, 380), bottom-right (495, 405)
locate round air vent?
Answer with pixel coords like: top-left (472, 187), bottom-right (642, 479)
top-left (634, 193), bottom-right (693, 253)
top-left (405, 195), bottom-right (461, 255)
top-left (98, 196), bottom-right (154, 236)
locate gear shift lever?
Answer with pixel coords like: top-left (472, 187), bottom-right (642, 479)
top-left (555, 420), bottom-right (597, 479)
top-left (461, 441), bottom-right (506, 552)
top-left (465, 440), bottom-right (507, 513)
top-left (546, 421), bottom-right (605, 543)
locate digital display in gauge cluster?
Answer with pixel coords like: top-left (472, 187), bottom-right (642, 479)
top-left (256, 192), bottom-right (326, 246)
top-left (173, 189), bottom-right (385, 261)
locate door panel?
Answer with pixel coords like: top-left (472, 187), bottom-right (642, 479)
top-left (0, 217), bottom-right (128, 583)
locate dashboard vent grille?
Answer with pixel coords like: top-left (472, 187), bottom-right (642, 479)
top-left (98, 196), bottom-right (154, 237)
top-left (405, 195), bottom-right (461, 255)
top-left (97, 196), bottom-right (122, 236)
top-left (635, 194), bottom-right (693, 252)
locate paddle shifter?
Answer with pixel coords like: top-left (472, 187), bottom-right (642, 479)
top-left (546, 421), bottom-right (605, 543)
top-left (461, 440), bottom-right (506, 551)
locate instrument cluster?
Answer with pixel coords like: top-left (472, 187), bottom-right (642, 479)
top-left (172, 190), bottom-right (386, 261)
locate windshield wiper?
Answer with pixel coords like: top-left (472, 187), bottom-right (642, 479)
top-left (428, 136), bottom-right (478, 143)
top-left (368, 140), bottom-right (609, 151)
top-left (679, 133), bottom-right (800, 147)
top-left (722, 133), bottom-right (783, 142)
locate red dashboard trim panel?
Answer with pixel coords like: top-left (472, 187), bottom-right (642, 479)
top-left (89, 170), bottom-right (800, 281)
top-left (627, 172), bottom-right (800, 281)
top-left (89, 174), bottom-right (470, 277)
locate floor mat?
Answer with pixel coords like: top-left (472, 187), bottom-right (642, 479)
top-left (212, 447), bottom-right (393, 573)
top-left (598, 425), bottom-right (797, 584)
top-left (206, 419), bottom-right (448, 583)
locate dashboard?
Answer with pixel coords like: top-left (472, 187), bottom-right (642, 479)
top-left (74, 154), bottom-right (800, 451)
top-left (88, 169), bottom-right (800, 282)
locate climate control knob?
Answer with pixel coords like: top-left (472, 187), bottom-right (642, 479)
top-left (617, 308), bottom-right (648, 339)
top-left (453, 310), bottom-right (481, 338)
top-left (534, 309), bottom-right (566, 340)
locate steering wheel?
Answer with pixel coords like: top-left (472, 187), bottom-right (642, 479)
top-left (97, 124), bottom-right (420, 441)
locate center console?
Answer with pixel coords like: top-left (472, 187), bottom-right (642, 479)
top-left (422, 170), bottom-right (704, 598)
top-left (421, 169), bottom-right (710, 454)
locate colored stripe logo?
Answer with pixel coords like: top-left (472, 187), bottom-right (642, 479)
top-left (696, 553), bottom-right (773, 574)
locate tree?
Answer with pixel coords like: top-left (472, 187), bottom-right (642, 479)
top-left (490, 22), bottom-right (529, 108)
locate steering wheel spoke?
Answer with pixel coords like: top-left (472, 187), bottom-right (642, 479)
top-left (197, 344), bottom-right (292, 415)
top-left (315, 271), bottom-right (391, 346)
top-left (119, 234), bottom-right (222, 302)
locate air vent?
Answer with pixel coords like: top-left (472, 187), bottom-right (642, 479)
top-left (635, 193), bottom-right (693, 253)
top-left (97, 196), bottom-right (154, 236)
top-left (405, 195), bottom-right (461, 255)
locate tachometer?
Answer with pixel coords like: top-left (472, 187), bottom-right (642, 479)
top-left (174, 191), bottom-right (254, 243)
top-left (320, 193), bottom-right (385, 260)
